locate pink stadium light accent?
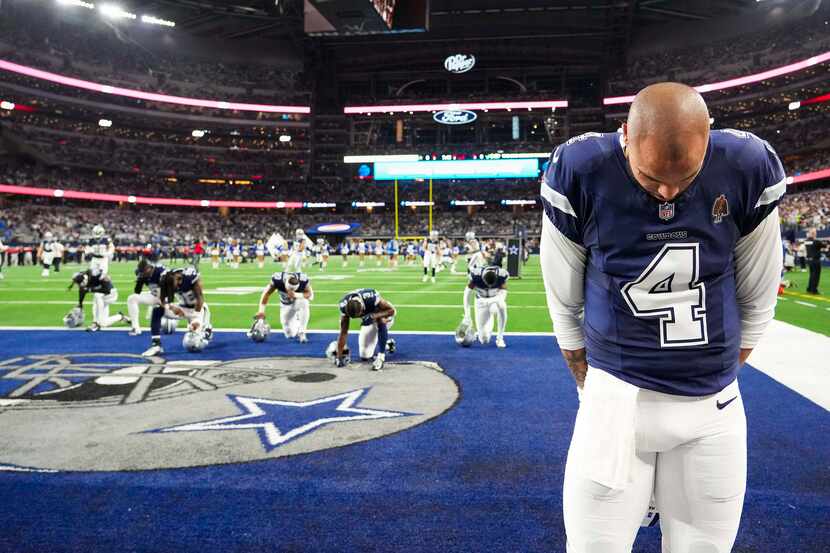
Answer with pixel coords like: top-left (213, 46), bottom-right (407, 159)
top-left (790, 167), bottom-right (830, 184)
top-left (0, 59), bottom-right (311, 114)
top-left (0, 184), bottom-right (304, 209)
top-left (344, 100), bottom-right (568, 114)
top-left (802, 91), bottom-right (830, 106)
top-left (604, 51), bottom-right (830, 106)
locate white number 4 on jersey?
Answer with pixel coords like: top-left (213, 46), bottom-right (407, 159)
top-left (621, 243), bottom-right (708, 347)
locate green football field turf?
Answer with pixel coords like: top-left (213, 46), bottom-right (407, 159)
top-left (0, 256), bottom-right (827, 336)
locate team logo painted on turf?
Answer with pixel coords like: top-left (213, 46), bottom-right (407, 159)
top-left (712, 194), bottom-right (729, 224)
top-left (0, 354), bottom-right (458, 471)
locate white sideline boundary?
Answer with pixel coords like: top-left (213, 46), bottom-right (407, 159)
top-left (0, 326), bottom-right (556, 337)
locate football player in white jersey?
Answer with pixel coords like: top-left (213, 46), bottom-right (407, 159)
top-left (285, 229), bottom-right (310, 272)
top-left (464, 265), bottom-right (509, 348)
top-left (0, 238), bottom-right (7, 279)
top-left (86, 225), bottom-right (114, 275)
top-left (422, 230), bottom-right (440, 283)
top-left (37, 232), bottom-right (57, 277)
top-left (254, 271), bottom-right (313, 343)
top-left (266, 232), bottom-right (287, 264)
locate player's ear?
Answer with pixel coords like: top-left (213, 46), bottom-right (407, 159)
top-left (622, 123), bottom-right (629, 150)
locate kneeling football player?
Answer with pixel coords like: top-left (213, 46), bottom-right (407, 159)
top-left (336, 289), bottom-right (396, 371)
top-left (68, 269), bottom-right (129, 332)
top-left (254, 271), bottom-right (313, 343)
top-left (464, 265), bottom-right (508, 348)
top-left (143, 267), bottom-right (212, 356)
top-left (127, 258), bottom-right (166, 336)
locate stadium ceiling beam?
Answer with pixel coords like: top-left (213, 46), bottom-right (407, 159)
top-left (638, 5), bottom-right (708, 20)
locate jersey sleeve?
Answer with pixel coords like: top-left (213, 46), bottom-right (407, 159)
top-left (270, 273), bottom-right (281, 289)
top-left (738, 134), bottom-right (787, 237)
top-left (540, 143), bottom-right (584, 245)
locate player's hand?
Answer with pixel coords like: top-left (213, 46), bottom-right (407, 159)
top-left (253, 312), bottom-right (266, 320)
top-left (170, 306), bottom-right (185, 317)
top-left (334, 356), bottom-right (348, 368)
top-left (190, 321), bottom-right (201, 332)
top-left (562, 348), bottom-right (588, 389)
top-left (462, 316), bottom-right (472, 326)
top-left (739, 348), bottom-right (752, 365)
top-left (286, 290), bottom-right (296, 300)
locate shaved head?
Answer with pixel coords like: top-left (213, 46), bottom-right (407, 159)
top-left (624, 82), bottom-right (710, 202)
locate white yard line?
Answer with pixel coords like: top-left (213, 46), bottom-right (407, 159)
top-left (0, 300), bottom-right (548, 309)
top-left (749, 319), bottom-right (830, 411)
top-left (793, 301), bottom-right (817, 308)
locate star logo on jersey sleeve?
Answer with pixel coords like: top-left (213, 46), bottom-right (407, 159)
top-left (152, 388), bottom-right (415, 452)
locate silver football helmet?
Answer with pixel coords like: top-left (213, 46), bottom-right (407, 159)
top-left (325, 340), bottom-right (350, 365)
top-left (429, 230), bottom-right (440, 240)
top-left (248, 319), bottom-right (271, 343)
top-left (63, 307), bottom-right (84, 328)
top-left (92, 225), bottom-right (105, 238)
top-left (455, 319), bottom-right (475, 347)
top-left (465, 231), bottom-right (475, 241)
top-left (161, 317), bottom-right (178, 335)
top-left (183, 330), bottom-right (208, 352)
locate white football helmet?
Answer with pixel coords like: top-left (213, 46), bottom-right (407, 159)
top-left (183, 330), bottom-right (208, 352)
top-left (429, 230), bottom-right (440, 240)
top-left (63, 307), bottom-right (84, 328)
top-left (92, 225), bottom-right (105, 238)
top-left (465, 231), bottom-right (475, 241)
top-left (455, 320), bottom-right (475, 347)
top-left (248, 319), bottom-right (271, 343)
top-left (295, 228), bottom-right (305, 239)
top-left (325, 340), bottom-right (350, 364)
top-left (44, 231), bottom-right (54, 241)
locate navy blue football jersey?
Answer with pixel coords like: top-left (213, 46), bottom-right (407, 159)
top-left (541, 130), bottom-right (786, 396)
top-left (270, 272), bottom-right (309, 305)
top-left (469, 266), bottom-right (509, 298)
top-left (339, 288), bottom-right (382, 323)
top-left (135, 265), bottom-right (166, 296)
top-left (170, 267), bottom-right (201, 308)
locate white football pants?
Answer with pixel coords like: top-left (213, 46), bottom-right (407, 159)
top-left (423, 251), bottom-right (439, 269)
top-left (164, 304), bottom-right (212, 330)
top-left (359, 317), bottom-right (395, 359)
top-left (127, 292), bottom-right (159, 332)
top-left (280, 298), bottom-right (310, 338)
top-left (474, 294), bottom-right (507, 344)
top-left (285, 251), bottom-right (304, 272)
top-left (93, 289), bottom-right (122, 327)
top-left (564, 368), bottom-right (746, 553)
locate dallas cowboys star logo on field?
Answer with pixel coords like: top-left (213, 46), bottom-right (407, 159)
top-left (153, 388), bottom-right (415, 451)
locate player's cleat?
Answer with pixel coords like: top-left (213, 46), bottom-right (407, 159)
top-left (422, 275), bottom-right (428, 283)
top-left (496, 337), bottom-right (507, 349)
top-left (431, 277), bottom-right (436, 283)
top-left (298, 332), bottom-right (308, 343)
top-left (142, 343), bottom-right (163, 357)
top-left (204, 327), bottom-right (213, 341)
top-left (128, 329), bottom-right (141, 336)
top-left (0, 273), bottom-right (4, 279)
top-left (372, 352), bottom-right (386, 371)
top-left (118, 312), bottom-right (131, 325)
top-left (385, 338), bottom-right (396, 354)
top-left (41, 269), bottom-right (49, 277)
top-left (86, 322), bottom-right (101, 333)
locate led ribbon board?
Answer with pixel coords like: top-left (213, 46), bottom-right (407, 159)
top-left (373, 159), bottom-right (539, 180)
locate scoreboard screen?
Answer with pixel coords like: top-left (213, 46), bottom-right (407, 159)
top-left (373, 158), bottom-right (540, 181)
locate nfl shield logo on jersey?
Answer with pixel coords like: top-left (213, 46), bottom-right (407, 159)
top-left (658, 202), bottom-right (675, 221)
top-left (712, 194), bottom-right (729, 224)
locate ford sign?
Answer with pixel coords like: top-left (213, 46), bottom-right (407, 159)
top-left (444, 54), bottom-right (476, 73)
top-left (433, 110), bottom-right (477, 125)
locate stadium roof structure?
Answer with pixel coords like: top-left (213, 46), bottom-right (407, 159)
top-left (121, 0), bottom-right (303, 40)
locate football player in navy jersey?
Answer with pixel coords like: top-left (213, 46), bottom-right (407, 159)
top-left (336, 289), bottom-right (396, 371)
top-left (254, 272), bottom-right (313, 343)
top-left (540, 83), bottom-right (785, 552)
top-left (142, 267), bottom-right (212, 356)
top-left (463, 265), bottom-right (509, 348)
top-left (68, 268), bottom-right (130, 332)
top-left (127, 258), bottom-right (167, 336)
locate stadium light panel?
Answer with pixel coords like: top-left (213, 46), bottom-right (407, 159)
top-left (0, 60), bottom-right (311, 114)
top-left (279, 135), bottom-right (292, 142)
top-left (57, 0), bottom-right (95, 8)
top-left (788, 101), bottom-right (801, 110)
top-left (344, 100), bottom-right (568, 115)
top-left (604, 50), bottom-right (830, 105)
top-left (0, 101), bottom-right (14, 110)
top-left (141, 14), bottom-right (176, 27)
top-left (99, 4), bottom-right (136, 19)
top-left (98, 118), bottom-right (112, 127)
top-left (191, 129), bottom-right (206, 138)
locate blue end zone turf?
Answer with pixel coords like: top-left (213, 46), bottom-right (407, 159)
top-left (0, 330), bottom-right (827, 552)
